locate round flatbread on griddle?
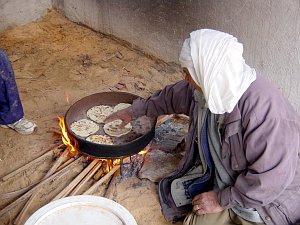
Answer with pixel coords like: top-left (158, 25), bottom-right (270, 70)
top-left (86, 134), bottom-right (113, 145)
top-left (87, 105), bottom-right (114, 123)
top-left (113, 103), bottom-right (131, 113)
top-left (103, 119), bottom-right (132, 137)
top-left (70, 119), bottom-right (99, 138)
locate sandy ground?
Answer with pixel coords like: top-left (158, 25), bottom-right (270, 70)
top-left (0, 10), bottom-right (184, 225)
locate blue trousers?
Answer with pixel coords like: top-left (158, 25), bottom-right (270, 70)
top-left (0, 48), bottom-right (24, 125)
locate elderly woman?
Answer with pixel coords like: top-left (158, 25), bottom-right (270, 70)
top-left (106, 29), bottom-right (300, 225)
top-left (0, 48), bottom-right (37, 134)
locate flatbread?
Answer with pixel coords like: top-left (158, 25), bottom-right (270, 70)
top-left (70, 119), bottom-right (99, 138)
top-left (113, 103), bottom-right (131, 112)
top-left (86, 134), bottom-right (113, 145)
top-left (87, 105), bottom-right (114, 123)
top-left (103, 119), bottom-right (132, 137)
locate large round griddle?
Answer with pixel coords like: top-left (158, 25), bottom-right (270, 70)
top-left (65, 92), bottom-right (156, 159)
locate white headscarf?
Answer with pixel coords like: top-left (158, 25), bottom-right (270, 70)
top-left (179, 29), bottom-right (256, 114)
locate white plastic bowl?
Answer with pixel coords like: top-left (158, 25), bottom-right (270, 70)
top-left (24, 195), bottom-right (137, 225)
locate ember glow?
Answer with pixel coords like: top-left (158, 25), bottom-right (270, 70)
top-left (138, 149), bottom-right (148, 155)
top-left (58, 116), bottom-right (79, 156)
top-left (138, 145), bottom-right (150, 155)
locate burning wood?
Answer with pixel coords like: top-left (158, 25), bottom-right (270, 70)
top-left (84, 165), bottom-right (121, 195)
top-left (57, 157), bottom-right (75, 171)
top-left (93, 162), bottom-right (107, 180)
top-left (44, 148), bottom-right (70, 179)
top-left (70, 161), bottom-right (103, 196)
top-left (0, 116), bottom-right (149, 224)
top-left (104, 171), bottom-right (121, 199)
top-left (52, 159), bottom-right (101, 200)
top-left (58, 116), bottom-right (79, 156)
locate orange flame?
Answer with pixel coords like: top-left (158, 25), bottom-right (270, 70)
top-left (138, 149), bottom-right (148, 155)
top-left (58, 116), bottom-right (79, 156)
top-left (138, 145), bottom-right (150, 155)
top-left (58, 116), bottom-right (148, 172)
top-left (113, 159), bottom-right (121, 166)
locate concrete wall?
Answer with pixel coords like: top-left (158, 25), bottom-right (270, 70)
top-left (0, 0), bottom-right (52, 30)
top-left (52, 0), bottom-right (300, 112)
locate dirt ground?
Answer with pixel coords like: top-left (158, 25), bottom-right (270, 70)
top-left (0, 9), bottom-right (185, 225)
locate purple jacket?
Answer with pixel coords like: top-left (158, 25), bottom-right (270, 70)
top-left (132, 75), bottom-right (300, 225)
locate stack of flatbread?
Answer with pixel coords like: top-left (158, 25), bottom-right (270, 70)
top-left (70, 119), bottom-right (99, 138)
top-left (70, 103), bottom-right (133, 143)
top-left (113, 103), bottom-right (131, 112)
top-left (103, 119), bottom-right (132, 137)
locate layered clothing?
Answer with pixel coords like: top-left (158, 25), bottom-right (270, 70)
top-left (131, 75), bottom-right (300, 225)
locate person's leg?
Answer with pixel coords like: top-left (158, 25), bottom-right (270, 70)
top-left (183, 210), bottom-right (265, 225)
top-left (0, 49), bottom-right (37, 134)
top-left (184, 210), bottom-right (232, 225)
top-left (0, 48), bottom-right (24, 124)
top-left (229, 210), bottom-right (265, 225)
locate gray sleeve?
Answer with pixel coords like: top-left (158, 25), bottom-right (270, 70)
top-left (131, 80), bottom-right (195, 118)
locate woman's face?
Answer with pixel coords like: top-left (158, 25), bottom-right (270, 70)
top-left (181, 67), bottom-right (203, 94)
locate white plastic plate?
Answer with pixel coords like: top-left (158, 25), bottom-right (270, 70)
top-left (24, 195), bottom-right (137, 225)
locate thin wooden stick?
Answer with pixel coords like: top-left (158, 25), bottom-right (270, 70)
top-left (93, 161), bottom-right (107, 181)
top-left (0, 156), bottom-right (84, 217)
top-left (93, 168), bottom-right (105, 181)
top-left (1, 144), bottom-right (64, 182)
top-left (52, 159), bottom-right (100, 201)
top-left (0, 149), bottom-right (72, 200)
top-left (69, 161), bottom-right (103, 196)
top-left (44, 148), bottom-right (69, 179)
top-left (104, 172), bottom-right (120, 199)
top-left (57, 157), bottom-right (75, 171)
top-left (0, 183), bottom-right (37, 200)
top-left (2, 146), bottom-right (71, 223)
top-left (13, 149), bottom-right (71, 221)
top-left (13, 189), bottom-right (42, 225)
top-left (83, 165), bottom-right (120, 195)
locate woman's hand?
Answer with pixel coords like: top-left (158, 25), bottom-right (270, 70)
top-left (104, 107), bottom-right (133, 128)
top-left (192, 191), bottom-right (224, 215)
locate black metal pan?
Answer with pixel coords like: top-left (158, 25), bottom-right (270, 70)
top-left (65, 92), bottom-right (156, 159)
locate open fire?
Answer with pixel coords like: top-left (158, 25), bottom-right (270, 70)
top-left (58, 116), bottom-right (148, 178)
top-left (58, 116), bottom-right (79, 157)
top-left (0, 116), bottom-right (150, 225)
